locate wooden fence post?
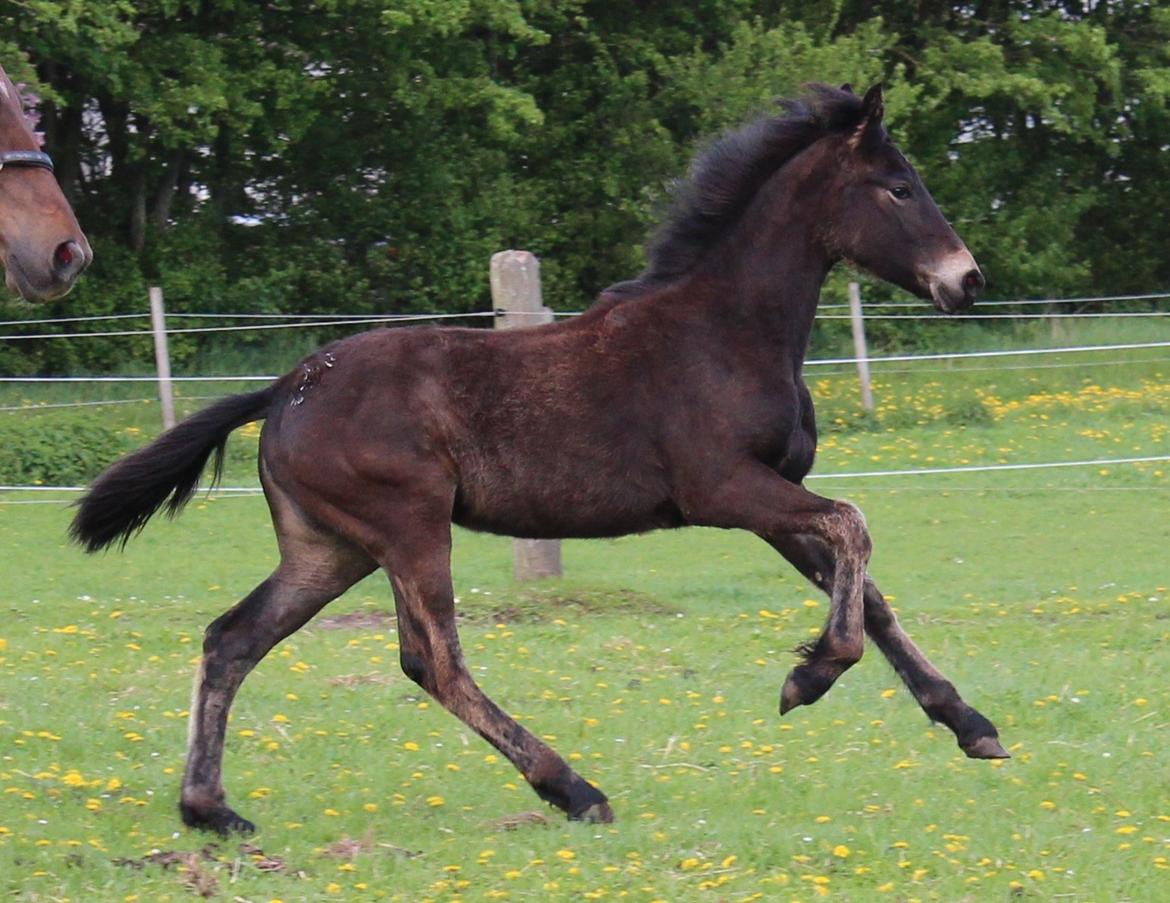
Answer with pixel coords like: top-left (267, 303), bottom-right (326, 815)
top-left (149, 286), bottom-right (176, 430)
top-left (490, 250), bottom-right (563, 581)
top-left (848, 282), bottom-right (874, 412)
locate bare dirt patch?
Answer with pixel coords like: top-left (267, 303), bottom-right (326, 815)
top-left (113, 842), bottom-right (305, 896)
top-left (483, 810), bottom-right (553, 831)
top-left (322, 831), bottom-right (422, 860)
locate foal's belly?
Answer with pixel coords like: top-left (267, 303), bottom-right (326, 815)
top-left (451, 462), bottom-right (683, 540)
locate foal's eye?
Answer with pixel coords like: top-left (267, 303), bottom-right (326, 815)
top-left (889, 185), bottom-right (912, 201)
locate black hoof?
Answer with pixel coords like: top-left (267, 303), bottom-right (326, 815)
top-left (179, 801), bottom-right (256, 836)
top-left (952, 709), bottom-right (1010, 759)
top-left (779, 665), bottom-right (833, 714)
top-left (570, 801), bottom-right (615, 823)
top-left (961, 734), bottom-right (1010, 759)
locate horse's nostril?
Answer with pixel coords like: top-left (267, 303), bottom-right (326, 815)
top-left (52, 240), bottom-right (86, 280)
top-left (963, 269), bottom-right (985, 293)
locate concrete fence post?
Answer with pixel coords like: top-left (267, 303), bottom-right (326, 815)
top-left (848, 282), bottom-right (874, 412)
top-left (149, 286), bottom-right (176, 430)
top-left (490, 250), bottom-right (563, 581)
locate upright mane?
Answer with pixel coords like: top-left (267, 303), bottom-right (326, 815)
top-left (607, 84), bottom-right (867, 296)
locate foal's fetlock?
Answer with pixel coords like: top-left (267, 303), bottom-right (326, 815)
top-left (570, 800), bottom-right (616, 824)
top-left (529, 757), bottom-right (613, 823)
top-left (954, 709), bottom-right (1010, 760)
top-left (780, 643), bottom-right (861, 714)
top-left (179, 799), bottom-right (256, 836)
top-left (567, 780), bottom-right (614, 823)
top-left (779, 664), bottom-right (834, 714)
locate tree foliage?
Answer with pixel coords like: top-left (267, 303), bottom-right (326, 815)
top-left (2, 0), bottom-right (1168, 371)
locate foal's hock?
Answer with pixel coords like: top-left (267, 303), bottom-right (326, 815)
top-left (73, 84), bottom-right (1005, 835)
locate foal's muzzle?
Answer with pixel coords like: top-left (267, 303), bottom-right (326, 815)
top-left (926, 251), bottom-right (984, 313)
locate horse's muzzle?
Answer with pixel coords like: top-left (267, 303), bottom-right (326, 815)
top-left (3, 235), bottom-right (92, 301)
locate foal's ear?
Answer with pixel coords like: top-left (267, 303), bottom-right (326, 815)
top-left (848, 83), bottom-right (885, 153)
top-left (839, 82), bottom-right (854, 94)
top-left (860, 83), bottom-right (884, 123)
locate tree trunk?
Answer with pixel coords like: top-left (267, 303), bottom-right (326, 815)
top-left (130, 166), bottom-right (147, 253)
top-left (150, 151), bottom-right (187, 231)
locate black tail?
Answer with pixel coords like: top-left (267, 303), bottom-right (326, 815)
top-left (70, 386), bottom-right (279, 553)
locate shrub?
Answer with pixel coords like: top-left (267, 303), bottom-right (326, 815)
top-left (0, 415), bottom-right (136, 485)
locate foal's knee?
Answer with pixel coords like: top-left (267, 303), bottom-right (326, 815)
top-left (825, 501), bottom-right (872, 563)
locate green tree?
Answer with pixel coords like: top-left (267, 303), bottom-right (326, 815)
top-left (2, 1), bottom-right (1169, 374)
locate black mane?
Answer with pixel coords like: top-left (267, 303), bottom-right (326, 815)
top-left (607, 85), bottom-right (866, 296)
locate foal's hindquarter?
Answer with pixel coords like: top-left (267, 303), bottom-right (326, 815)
top-left (184, 319), bottom-right (669, 830)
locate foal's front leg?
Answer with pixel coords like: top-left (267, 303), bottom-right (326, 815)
top-left (690, 462), bottom-right (872, 710)
top-left (769, 532), bottom-right (1008, 759)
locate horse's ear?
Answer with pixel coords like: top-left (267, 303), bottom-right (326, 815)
top-left (840, 82), bottom-right (854, 94)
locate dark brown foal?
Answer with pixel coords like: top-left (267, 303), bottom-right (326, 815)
top-left (73, 84), bottom-right (1007, 834)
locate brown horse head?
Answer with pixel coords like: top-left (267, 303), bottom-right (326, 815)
top-left (823, 84), bottom-right (983, 312)
top-left (0, 64), bottom-right (90, 301)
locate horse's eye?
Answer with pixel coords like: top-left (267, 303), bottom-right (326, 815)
top-left (889, 185), bottom-right (911, 201)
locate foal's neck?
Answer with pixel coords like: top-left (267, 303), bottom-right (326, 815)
top-left (698, 156), bottom-right (836, 361)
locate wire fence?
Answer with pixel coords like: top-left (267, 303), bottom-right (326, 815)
top-left (3, 286), bottom-right (1167, 499)
top-left (5, 337), bottom-right (1170, 386)
top-left (4, 452), bottom-right (1168, 503)
top-left (2, 289), bottom-right (1170, 339)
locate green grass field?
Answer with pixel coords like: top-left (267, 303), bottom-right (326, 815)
top-left (2, 326), bottom-right (1170, 901)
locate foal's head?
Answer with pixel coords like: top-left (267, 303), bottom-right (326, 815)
top-left (630, 84), bottom-right (983, 313)
top-left (823, 84), bottom-right (983, 312)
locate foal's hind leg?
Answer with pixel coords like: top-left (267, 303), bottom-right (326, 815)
top-left (180, 537), bottom-right (374, 834)
top-left (380, 520), bottom-right (612, 822)
top-left (769, 533), bottom-right (1008, 759)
